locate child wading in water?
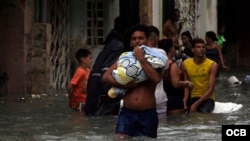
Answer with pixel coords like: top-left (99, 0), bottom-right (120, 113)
top-left (67, 48), bottom-right (93, 111)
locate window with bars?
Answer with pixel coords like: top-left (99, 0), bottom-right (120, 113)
top-left (86, 0), bottom-right (104, 48)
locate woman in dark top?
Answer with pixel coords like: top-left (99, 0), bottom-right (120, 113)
top-left (205, 31), bottom-right (228, 76)
top-left (158, 39), bottom-right (193, 116)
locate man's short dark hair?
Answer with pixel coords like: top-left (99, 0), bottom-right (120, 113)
top-left (191, 38), bottom-right (205, 48)
top-left (128, 24), bottom-right (149, 39)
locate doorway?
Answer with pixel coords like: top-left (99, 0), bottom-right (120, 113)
top-left (119, 0), bottom-right (139, 27)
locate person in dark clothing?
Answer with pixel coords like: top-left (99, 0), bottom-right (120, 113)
top-left (205, 31), bottom-right (228, 75)
top-left (217, 24), bottom-right (227, 55)
top-left (158, 39), bottom-right (193, 116)
top-left (180, 30), bottom-right (193, 61)
top-left (84, 16), bottom-right (129, 116)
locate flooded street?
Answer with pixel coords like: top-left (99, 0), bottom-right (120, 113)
top-left (0, 70), bottom-right (250, 141)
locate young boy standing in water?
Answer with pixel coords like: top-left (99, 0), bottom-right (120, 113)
top-left (102, 24), bottom-right (162, 139)
top-left (68, 48), bottom-right (93, 111)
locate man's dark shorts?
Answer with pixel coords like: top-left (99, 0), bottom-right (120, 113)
top-left (116, 107), bottom-right (158, 138)
top-left (188, 97), bottom-right (215, 113)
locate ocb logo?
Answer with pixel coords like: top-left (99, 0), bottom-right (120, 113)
top-left (222, 125), bottom-right (249, 140)
top-left (226, 129), bottom-right (246, 136)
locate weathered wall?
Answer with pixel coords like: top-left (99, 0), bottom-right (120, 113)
top-left (0, 6), bottom-right (25, 95)
top-left (24, 0), bottom-right (34, 95)
top-left (31, 24), bottom-right (51, 94)
top-left (1, 0), bottom-right (250, 99)
top-left (139, 0), bottom-right (152, 25)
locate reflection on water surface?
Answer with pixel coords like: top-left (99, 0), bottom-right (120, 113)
top-left (0, 70), bottom-right (250, 140)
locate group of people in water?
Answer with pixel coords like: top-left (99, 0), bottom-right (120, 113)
top-left (67, 10), bottom-right (229, 139)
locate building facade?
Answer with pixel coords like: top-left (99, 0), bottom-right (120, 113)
top-left (0, 0), bottom-right (249, 97)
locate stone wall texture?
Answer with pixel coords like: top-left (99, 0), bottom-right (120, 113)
top-left (31, 23), bottom-right (51, 94)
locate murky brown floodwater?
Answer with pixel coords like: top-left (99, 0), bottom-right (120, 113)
top-left (0, 70), bottom-right (250, 141)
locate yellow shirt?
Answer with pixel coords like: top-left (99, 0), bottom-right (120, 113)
top-left (183, 58), bottom-right (215, 100)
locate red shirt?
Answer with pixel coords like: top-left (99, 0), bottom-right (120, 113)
top-left (70, 67), bottom-right (90, 106)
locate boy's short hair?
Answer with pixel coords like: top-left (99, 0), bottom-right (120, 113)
top-left (191, 38), bottom-right (205, 48)
top-left (148, 25), bottom-right (159, 37)
top-left (148, 25), bottom-right (160, 41)
top-left (75, 48), bottom-right (91, 63)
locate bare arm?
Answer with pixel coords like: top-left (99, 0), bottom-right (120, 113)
top-left (170, 63), bottom-right (191, 88)
top-left (181, 62), bottom-right (191, 110)
top-left (190, 62), bottom-right (218, 110)
top-left (163, 20), bottom-right (178, 38)
top-left (102, 60), bottom-right (124, 88)
top-left (216, 43), bottom-right (228, 70)
top-left (133, 46), bottom-right (162, 84)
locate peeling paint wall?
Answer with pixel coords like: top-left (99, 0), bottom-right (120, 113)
top-left (175, 0), bottom-right (217, 39)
